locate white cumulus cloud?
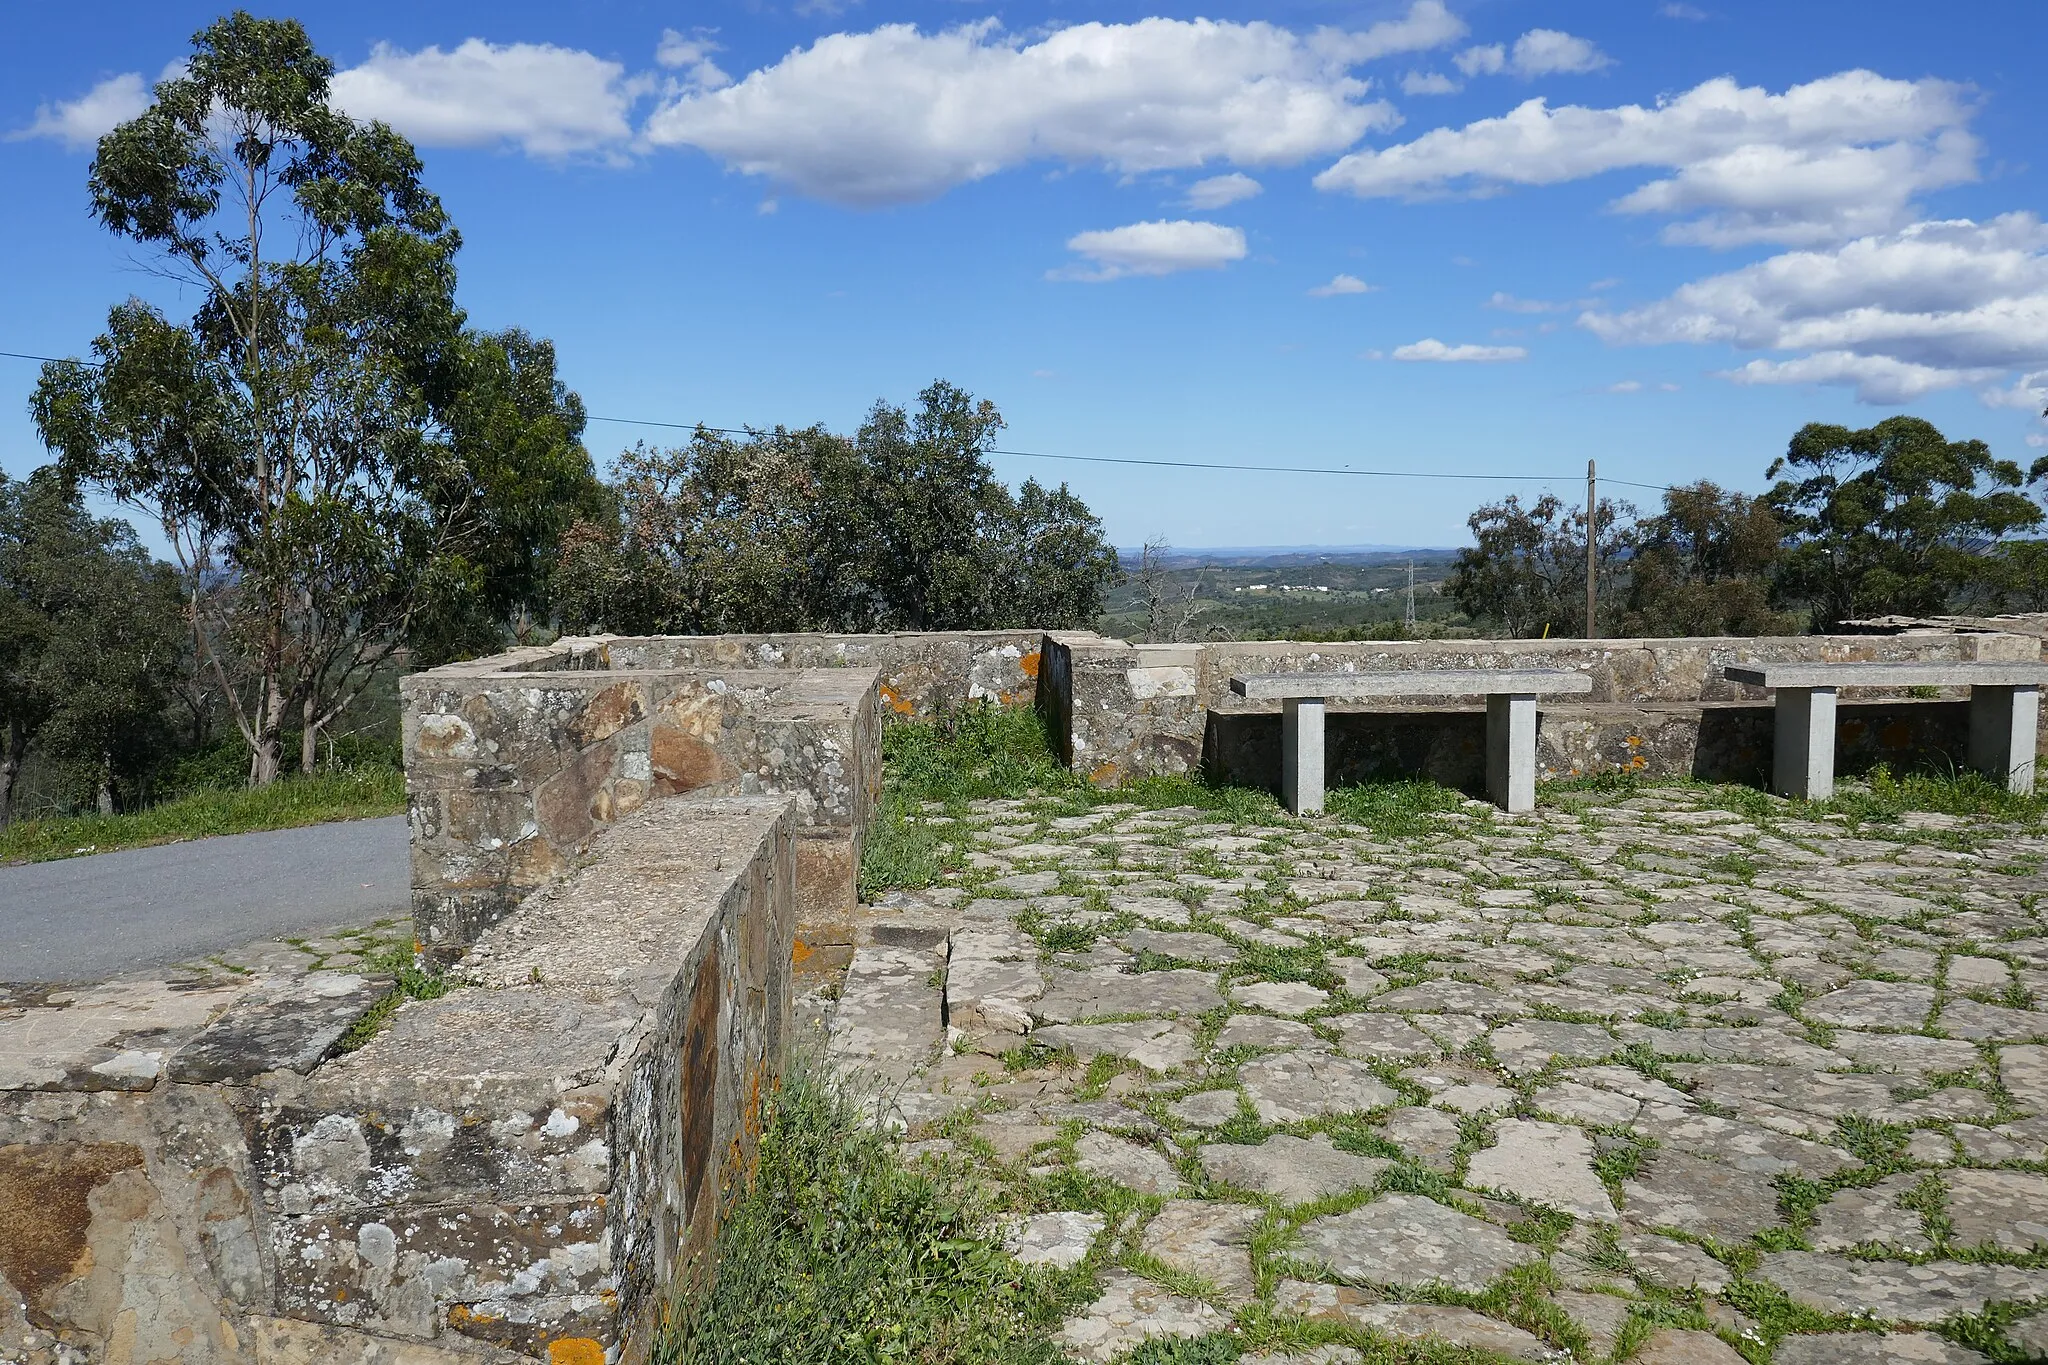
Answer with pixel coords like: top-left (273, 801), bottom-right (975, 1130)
top-left (1456, 30), bottom-right (1609, 80)
top-left (1055, 219), bottom-right (1248, 281)
top-left (1507, 30), bottom-right (1612, 76)
top-left (329, 39), bottom-right (648, 157)
top-left (1580, 213), bottom-right (2048, 404)
top-left (9, 69), bottom-right (163, 149)
top-left (642, 6), bottom-right (1466, 205)
top-left (1402, 71), bottom-right (1460, 96)
top-left (1316, 71), bottom-right (1978, 248)
top-left (655, 30), bottom-right (731, 91)
top-left (1308, 274), bottom-right (1376, 296)
top-left (1390, 338), bottom-right (1528, 361)
top-left (1186, 172), bottom-right (1262, 209)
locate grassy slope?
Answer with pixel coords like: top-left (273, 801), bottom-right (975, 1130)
top-left (0, 766), bottom-right (406, 865)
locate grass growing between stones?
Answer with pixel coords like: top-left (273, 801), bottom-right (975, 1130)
top-left (332, 938), bottom-right (455, 1054)
top-left (660, 1055), bottom-right (1082, 1365)
top-left (0, 764), bottom-right (406, 865)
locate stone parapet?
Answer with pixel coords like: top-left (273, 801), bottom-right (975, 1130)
top-left (404, 651), bottom-right (877, 960)
top-left (0, 794), bottom-right (796, 1365)
top-left (1052, 633), bottom-right (2044, 789)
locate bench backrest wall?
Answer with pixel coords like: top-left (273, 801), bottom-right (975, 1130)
top-left (1046, 632), bottom-right (2043, 792)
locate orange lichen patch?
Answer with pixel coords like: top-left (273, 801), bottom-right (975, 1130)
top-left (791, 937), bottom-right (816, 968)
top-left (1020, 650), bottom-right (1041, 679)
top-left (547, 1339), bottom-right (606, 1365)
top-left (877, 682), bottom-right (916, 716)
top-left (448, 1305), bottom-right (501, 1327)
top-left (1089, 761), bottom-right (1122, 786)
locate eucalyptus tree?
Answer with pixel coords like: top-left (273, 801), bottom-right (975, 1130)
top-left (32, 14), bottom-right (594, 783)
top-left (1767, 417), bottom-right (2040, 625)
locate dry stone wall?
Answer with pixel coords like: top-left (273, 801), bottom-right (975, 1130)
top-left (1052, 632), bottom-right (2043, 791)
top-left (403, 631), bottom-right (1099, 971)
top-left (0, 795), bottom-right (795, 1365)
top-left (403, 645), bottom-right (878, 963)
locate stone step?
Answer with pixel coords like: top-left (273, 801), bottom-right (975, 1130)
top-left (825, 930), bottom-right (949, 1088)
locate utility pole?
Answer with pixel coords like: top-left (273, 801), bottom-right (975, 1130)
top-left (1405, 558), bottom-right (1416, 633)
top-left (1585, 458), bottom-right (1599, 639)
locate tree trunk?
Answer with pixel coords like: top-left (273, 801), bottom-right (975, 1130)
top-left (0, 717), bottom-right (24, 830)
top-left (301, 694), bottom-right (320, 775)
top-left (96, 757), bottom-right (114, 816)
top-left (249, 682), bottom-right (286, 787)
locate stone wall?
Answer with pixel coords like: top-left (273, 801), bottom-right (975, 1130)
top-left (594, 630), bottom-right (1056, 717)
top-left (1049, 632), bottom-right (2043, 791)
top-left (0, 794), bottom-right (796, 1365)
top-left (402, 631), bottom-right (1109, 970)
top-left (403, 644), bottom-right (879, 963)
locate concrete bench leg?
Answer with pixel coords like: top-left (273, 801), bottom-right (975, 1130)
top-left (1282, 696), bottom-right (1326, 815)
top-left (1969, 684), bottom-right (2040, 794)
top-left (1773, 685), bottom-right (1837, 800)
top-left (1485, 693), bottom-right (1538, 813)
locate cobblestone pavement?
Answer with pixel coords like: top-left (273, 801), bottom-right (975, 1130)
top-left (823, 785), bottom-right (2048, 1363)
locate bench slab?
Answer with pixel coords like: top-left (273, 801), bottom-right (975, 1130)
top-left (1231, 669), bottom-right (1593, 701)
top-left (1724, 662), bottom-right (2048, 690)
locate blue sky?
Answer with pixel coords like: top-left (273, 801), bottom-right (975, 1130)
top-left (3, 1), bottom-right (2044, 548)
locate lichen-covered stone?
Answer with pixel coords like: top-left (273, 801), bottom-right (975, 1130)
top-left (1296, 1194), bottom-right (1539, 1293)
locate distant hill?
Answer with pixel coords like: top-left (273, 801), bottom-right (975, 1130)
top-left (1116, 545), bottom-right (1460, 568)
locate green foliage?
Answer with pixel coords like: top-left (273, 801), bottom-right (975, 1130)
top-left (0, 764), bottom-right (403, 864)
top-left (1621, 482), bottom-right (1795, 637)
top-left (556, 380), bottom-right (1118, 636)
top-left (1234, 942), bottom-right (1331, 986)
top-left (1325, 780), bottom-right (1469, 837)
top-left (32, 13), bottom-right (595, 784)
top-left (660, 1056), bottom-right (1071, 1364)
top-left (1767, 415), bottom-right (2041, 625)
top-left (334, 940), bottom-right (454, 1053)
top-left (1120, 1335), bottom-right (1241, 1364)
top-left (1446, 490), bottom-right (1635, 637)
top-left (1939, 1300), bottom-right (2040, 1364)
top-left (0, 468), bottom-right (183, 820)
top-left (883, 703), bottom-right (1082, 806)
top-left (1816, 765), bottom-right (2048, 827)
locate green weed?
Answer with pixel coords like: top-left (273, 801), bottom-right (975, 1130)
top-left (660, 1055), bottom-right (1075, 1364)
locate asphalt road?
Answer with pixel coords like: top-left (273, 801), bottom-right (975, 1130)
top-left (0, 815), bottom-right (410, 982)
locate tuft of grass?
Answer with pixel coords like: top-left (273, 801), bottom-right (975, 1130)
top-left (1121, 1336), bottom-right (1242, 1364)
top-left (1325, 779), bottom-right (1469, 837)
top-left (333, 940), bottom-right (455, 1054)
top-left (660, 1054), bottom-right (1077, 1364)
top-left (0, 765), bottom-right (405, 865)
top-left (1817, 765), bottom-right (2048, 828)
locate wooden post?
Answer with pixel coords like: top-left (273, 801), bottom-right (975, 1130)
top-left (1585, 459), bottom-right (1598, 639)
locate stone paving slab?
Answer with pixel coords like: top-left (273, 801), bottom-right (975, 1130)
top-left (823, 781), bottom-right (2048, 1361)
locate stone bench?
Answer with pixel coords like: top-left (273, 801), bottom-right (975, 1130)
top-left (1723, 661), bottom-right (2048, 799)
top-left (1229, 669), bottom-right (1594, 815)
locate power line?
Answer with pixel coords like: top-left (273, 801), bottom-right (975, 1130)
top-left (0, 349), bottom-right (1676, 492)
top-left (582, 414), bottom-right (1679, 492)
top-left (0, 350), bottom-right (95, 367)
